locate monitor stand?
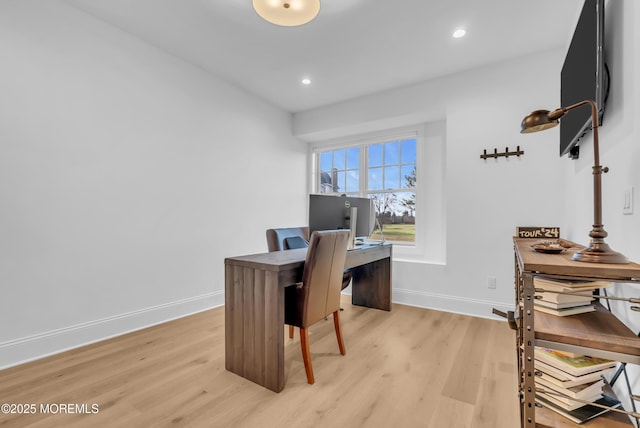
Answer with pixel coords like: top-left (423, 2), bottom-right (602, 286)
top-left (348, 207), bottom-right (357, 250)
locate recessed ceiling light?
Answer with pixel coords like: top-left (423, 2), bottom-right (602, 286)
top-left (301, 78), bottom-right (312, 85)
top-left (453, 29), bottom-right (466, 38)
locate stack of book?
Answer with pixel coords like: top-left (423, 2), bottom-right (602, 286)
top-left (534, 277), bottom-right (612, 316)
top-left (535, 346), bottom-right (621, 424)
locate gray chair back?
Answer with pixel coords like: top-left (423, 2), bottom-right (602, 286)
top-left (266, 227), bottom-right (310, 252)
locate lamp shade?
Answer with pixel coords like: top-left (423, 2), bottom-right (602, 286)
top-left (520, 109), bottom-right (559, 133)
top-left (253, 0), bottom-right (320, 27)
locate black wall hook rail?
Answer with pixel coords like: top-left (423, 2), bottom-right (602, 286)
top-left (480, 146), bottom-right (524, 160)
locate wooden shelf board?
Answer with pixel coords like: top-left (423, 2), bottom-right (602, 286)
top-left (535, 405), bottom-right (633, 427)
top-left (514, 238), bottom-right (640, 280)
top-left (534, 303), bottom-right (640, 357)
top-left (535, 384), bottom-right (634, 427)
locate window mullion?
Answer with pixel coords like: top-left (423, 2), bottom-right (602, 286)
top-left (360, 145), bottom-right (367, 197)
top-left (315, 152), bottom-right (320, 192)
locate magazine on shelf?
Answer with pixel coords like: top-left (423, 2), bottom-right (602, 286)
top-left (534, 304), bottom-right (595, 317)
top-left (536, 375), bottom-right (603, 400)
top-left (535, 299), bottom-right (593, 310)
top-left (537, 390), bottom-right (599, 411)
top-left (535, 347), bottom-right (616, 377)
top-left (534, 290), bottom-right (595, 304)
top-left (536, 394), bottom-right (621, 424)
top-left (533, 277), bottom-right (612, 293)
top-left (536, 360), bottom-right (614, 388)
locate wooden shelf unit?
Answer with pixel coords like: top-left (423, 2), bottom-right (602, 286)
top-left (513, 238), bottom-right (640, 427)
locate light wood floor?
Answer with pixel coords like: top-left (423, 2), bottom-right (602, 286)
top-left (0, 296), bottom-right (519, 427)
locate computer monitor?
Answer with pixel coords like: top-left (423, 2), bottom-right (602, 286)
top-left (309, 194), bottom-right (375, 238)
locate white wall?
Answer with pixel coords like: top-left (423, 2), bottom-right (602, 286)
top-left (0, 0), bottom-right (307, 368)
top-left (295, 50), bottom-right (567, 318)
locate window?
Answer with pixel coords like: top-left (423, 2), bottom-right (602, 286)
top-left (315, 135), bottom-right (417, 244)
top-left (319, 147), bottom-right (360, 194)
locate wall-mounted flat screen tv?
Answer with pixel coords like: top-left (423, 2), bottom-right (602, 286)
top-left (560, 0), bottom-right (608, 159)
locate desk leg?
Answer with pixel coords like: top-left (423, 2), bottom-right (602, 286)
top-left (225, 264), bottom-right (285, 392)
top-left (351, 257), bottom-right (391, 311)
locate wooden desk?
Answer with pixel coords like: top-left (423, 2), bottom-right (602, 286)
top-left (224, 243), bottom-right (392, 392)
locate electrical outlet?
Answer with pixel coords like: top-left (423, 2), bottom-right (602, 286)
top-left (487, 276), bottom-right (496, 289)
top-left (623, 187), bottom-right (634, 215)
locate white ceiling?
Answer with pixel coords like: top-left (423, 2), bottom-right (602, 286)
top-left (63, 0), bottom-right (583, 113)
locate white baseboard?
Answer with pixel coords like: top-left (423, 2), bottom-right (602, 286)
top-left (0, 291), bottom-right (224, 370)
top-left (390, 288), bottom-right (514, 321)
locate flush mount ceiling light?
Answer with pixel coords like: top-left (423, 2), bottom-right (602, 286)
top-left (452, 28), bottom-right (466, 38)
top-left (253, 0), bottom-right (321, 27)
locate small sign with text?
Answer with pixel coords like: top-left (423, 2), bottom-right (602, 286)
top-left (516, 227), bottom-right (560, 239)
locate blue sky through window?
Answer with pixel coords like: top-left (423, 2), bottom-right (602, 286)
top-left (319, 138), bottom-right (415, 193)
top-left (347, 147), bottom-right (359, 169)
top-left (368, 144), bottom-right (382, 167)
top-left (367, 139), bottom-right (415, 192)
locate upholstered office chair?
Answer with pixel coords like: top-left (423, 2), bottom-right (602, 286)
top-left (285, 230), bottom-right (350, 384)
top-left (266, 227), bottom-right (352, 290)
top-left (266, 227), bottom-right (310, 252)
